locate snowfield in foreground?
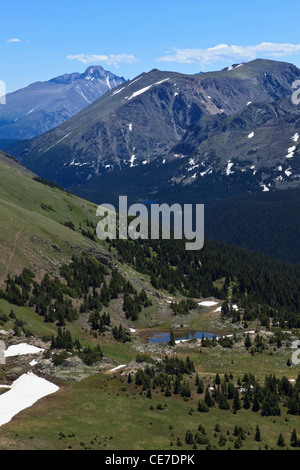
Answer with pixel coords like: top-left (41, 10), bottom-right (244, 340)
top-left (4, 343), bottom-right (44, 357)
top-left (0, 372), bottom-right (59, 427)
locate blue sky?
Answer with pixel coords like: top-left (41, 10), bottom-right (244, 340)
top-left (2, 0), bottom-right (300, 92)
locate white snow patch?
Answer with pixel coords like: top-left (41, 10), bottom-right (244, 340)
top-left (106, 76), bottom-right (111, 90)
top-left (128, 76), bottom-right (143, 86)
top-left (127, 78), bottom-right (169, 100)
top-left (200, 168), bottom-right (212, 177)
top-left (261, 185), bottom-right (270, 192)
top-left (198, 301), bottom-right (218, 307)
top-left (128, 122), bottom-right (133, 131)
top-left (128, 85), bottom-right (152, 100)
top-left (129, 154), bottom-right (136, 167)
top-left (292, 133), bottom-right (299, 143)
top-left (109, 364), bottom-right (126, 372)
top-left (0, 373), bottom-right (59, 427)
top-left (247, 101), bottom-right (252, 106)
top-left (112, 86), bottom-right (125, 96)
top-left (226, 161), bottom-right (234, 175)
top-left (29, 359), bottom-right (38, 366)
top-left (44, 132), bottom-right (72, 153)
top-left (285, 168), bottom-right (292, 177)
top-left (174, 92), bottom-right (178, 97)
top-left (154, 78), bottom-right (170, 85)
top-left (78, 90), bottom-right (91, 103)
top-left (285, 146), bottom-right (296, 159)
top-left (4, 343), bottom-right (44, 358)
top-left (248, 132), bottom-right (254, 139)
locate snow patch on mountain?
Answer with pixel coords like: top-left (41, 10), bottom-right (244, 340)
top-left (43, 132), bottom-right (72, 153)
top-left (285, 145), bottom-right (296, 158)
top-left (112, 87), bottom-right (125, 96)
top-left (127, 78), bottom-right (169, 100)
top-left (225, 161), bottom-right (234, 175)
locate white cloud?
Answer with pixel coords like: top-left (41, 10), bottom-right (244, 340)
top-left (6, 38), bottom-right (21, 43)
top-left (67, 53), bottom-right (138, 67)
top-left (157, 42), bottom-right (300, 65)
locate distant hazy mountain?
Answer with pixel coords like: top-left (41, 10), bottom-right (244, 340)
top-left (0, 66), bottom-right (126, 139)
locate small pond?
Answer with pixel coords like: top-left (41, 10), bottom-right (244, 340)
top-left (149, 331), bottom-right (218, 344)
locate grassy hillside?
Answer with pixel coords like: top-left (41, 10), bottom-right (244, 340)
top-left (0, 151), bottom-right (103, 284)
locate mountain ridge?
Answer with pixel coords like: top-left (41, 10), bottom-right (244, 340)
top-left (0, 65), bottom-right (126, 140)
top-left (7, 58), bottom-right (300, 188)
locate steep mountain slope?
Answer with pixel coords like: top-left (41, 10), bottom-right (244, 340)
top-left (74, 92), bottom-right (300, 204)
top-left (8, 59), bottom-right (300, 188)
top-left (166, 96), bottom-right (300, 192)
top-left (0, 150), bottom-right (105, 283)
top-left (0, 66), bottom-right (126, 140)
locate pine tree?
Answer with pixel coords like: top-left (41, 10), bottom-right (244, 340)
top-left (290, 428), bottom-right (298, 448)
top-left (197, 400), bottom-right (209, 413)
top-left (219, 394), bottom-right (230, 410)
top-left (233, 389), bottom-right (241, 410)
top-left (215, 373), bottom-right (221, 385)
top-left (169, 330), bottom-right (175, 346)
top-left (197, 380), bottom-right (204, 394)
top-left (204, 388), bottom-right (215, 407)
top-left (185, 431), bottom-right (194, 445)
top-left (277, 433), bottom-right (285, 448)
top-left (245, 333), bottom-right (252, 350)
top-left (255, 425), bottom-right (261, 442)
top-left (252, 392), bottom-right (260, 412)
top-left (243, 391), bottom-right (251, 409)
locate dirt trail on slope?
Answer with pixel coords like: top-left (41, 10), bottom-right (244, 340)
top-left (1, 221), bottom-right (25, 284)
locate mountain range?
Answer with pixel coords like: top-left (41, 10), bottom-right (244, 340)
top-left (5, 58), bottom-right (300, 192)
top-left (0, 65), bottom-right (126, 140)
